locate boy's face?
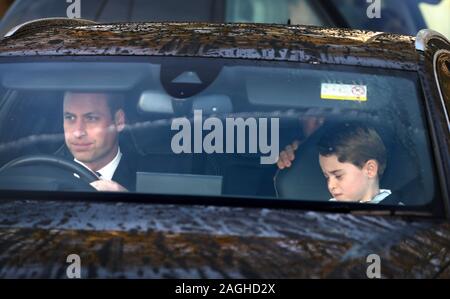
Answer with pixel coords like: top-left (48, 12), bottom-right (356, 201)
top-left (319, 154), bottom-right (378, 202)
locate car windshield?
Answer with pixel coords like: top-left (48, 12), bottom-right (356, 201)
top-left (0, 0), bottom-right (448, 38)
top-left (0, 57), bottom-right (438, 207)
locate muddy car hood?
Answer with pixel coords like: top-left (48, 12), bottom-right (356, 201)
top-left (0, 22), bottom-right (418, 70)
top-left (0, 198), bottom-right (448, 278)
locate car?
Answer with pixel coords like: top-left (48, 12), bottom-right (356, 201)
top-left (0, 18), bottom-right (448, 278)
top-left (0, 0), bottom-right (449, 38)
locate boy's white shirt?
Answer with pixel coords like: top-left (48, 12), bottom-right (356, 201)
top-left (74, 147), bottom-right (122, 181)
top-left (329, 189), bottom-right (392, 204)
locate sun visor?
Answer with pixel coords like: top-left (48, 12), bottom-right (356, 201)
top-left (0, 62), bottom-right (155, 91)
top-left (244, 67), bottom-right (398, 110)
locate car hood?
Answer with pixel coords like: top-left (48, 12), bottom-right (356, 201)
top-left (0, 199), bottom-right (448, 278)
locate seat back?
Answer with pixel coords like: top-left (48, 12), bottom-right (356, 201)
top-left (274, 124), bottom-right (329, 201)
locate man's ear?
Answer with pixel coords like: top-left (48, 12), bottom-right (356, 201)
top-left (114, 109), bottom-right (126, 132)
top-left (364, 159), bottom-right (379, 178)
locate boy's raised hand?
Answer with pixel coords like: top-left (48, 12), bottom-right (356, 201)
top-left (277, 140), bottom-right (300, 169)
top-left (276, 116), bottom-right (324, 170)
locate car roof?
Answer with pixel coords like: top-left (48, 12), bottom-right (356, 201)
top-left (0, 21), bottom-right (419, 70)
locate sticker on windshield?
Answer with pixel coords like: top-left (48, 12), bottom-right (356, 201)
top-left (321, 83), bottom-right (367, 101)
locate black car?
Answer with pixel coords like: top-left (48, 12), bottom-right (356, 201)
top-left (0, 18), bottom-right (448, 278)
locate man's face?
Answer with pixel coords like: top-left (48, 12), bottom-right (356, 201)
top-left (63, 93), bottom-right (124, 169)
top-left (319, 154), bottom-right (374, 202)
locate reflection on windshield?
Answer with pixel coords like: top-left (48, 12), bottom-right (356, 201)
top-left (0, 59), bottom-right (437, 207)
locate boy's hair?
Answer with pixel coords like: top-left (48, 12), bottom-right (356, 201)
top-left (317, 122), bottom-right (387, 176)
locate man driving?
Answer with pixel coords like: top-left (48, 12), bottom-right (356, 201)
top-left (57, 92), bottom-right (136, 191)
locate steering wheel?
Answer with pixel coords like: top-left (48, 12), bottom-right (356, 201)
top-left (0, 154), bottom-right (98, 184)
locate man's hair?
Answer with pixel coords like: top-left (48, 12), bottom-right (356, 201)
top-left (64, 92), bottom-right (125, 117)
top-left (104, 93), bottom-right (125, 116)
top-left (317, 122), bottom-right (387, 176)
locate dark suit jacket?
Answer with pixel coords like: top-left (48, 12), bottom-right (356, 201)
top-left (55, 144), bottom-right (137, 191)
top-left (379, 191), bottom-right (405, 206)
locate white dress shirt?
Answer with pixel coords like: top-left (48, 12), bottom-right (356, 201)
top-left (74, 147), bottom-right (122, 181)
top-left (329, 189), bottom-right (392, 204)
